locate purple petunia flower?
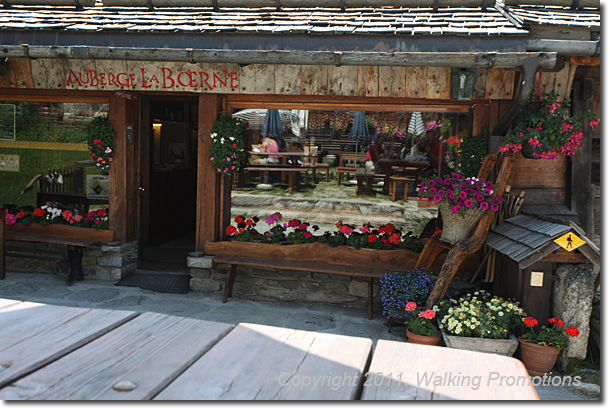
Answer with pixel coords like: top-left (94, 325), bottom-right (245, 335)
top-left (464, 199), bottom-right (473, 208)
top-left (491, 203), bottom-right (499, 212)
top-left (434, 195), bottom-right (443, 202)
top-left (480, 202), bottom-right (489, 210)
top-left (452, 205), bottom-right (461, 214)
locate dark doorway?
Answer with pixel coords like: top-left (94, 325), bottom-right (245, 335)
top-left (139, 98), bottom-right (198, 269)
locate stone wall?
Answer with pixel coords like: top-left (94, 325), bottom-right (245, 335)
top-left (5, 240), bottom-right (137, 281)
top-left (188, 253), bottom-right (383, 311)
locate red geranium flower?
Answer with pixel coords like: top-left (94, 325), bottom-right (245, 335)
top-left (548, 317), bottom-right (565, 327)
top-left (523, 317), bottom-right (538, 327)
top-left (226, 225), bottom-right (237, 235)
top-left (565, 326), bottom-right (580, 337)
top-left (405, 302), bottom-right (417, 311)
top-left (33, 208), bottom-right (45, 217)
top-left (367, 234), bottom-right (377, 243)
top-left (234, 216), bottom-right (244, 224)
top-left (245, 219), bottom-right (253, 226)
top-left (388, 233), bottom-right (401, 245)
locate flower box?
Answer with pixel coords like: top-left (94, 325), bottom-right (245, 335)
top-left (439, 323), bottom-right (519, 357)
top-left (204, 240), bottom-right (422, 272)
top-left (7, 223), bottom-right (115, 243)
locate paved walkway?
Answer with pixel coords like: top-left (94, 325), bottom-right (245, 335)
top-left (0, 271), bottom-right (597, 401)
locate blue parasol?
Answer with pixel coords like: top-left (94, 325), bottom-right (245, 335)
top-left (261, 109), bottom-right (286, 150)
top-left (349, 111), bottom-right (369, 141)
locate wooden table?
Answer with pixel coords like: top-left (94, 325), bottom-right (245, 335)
top-left (0, 299), bottom-right (538, 400)
top-left (378, 159), bottom-right (429, 195)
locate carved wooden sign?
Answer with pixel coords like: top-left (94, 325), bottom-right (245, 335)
top-left (6, 57), bottom-right (521, 100)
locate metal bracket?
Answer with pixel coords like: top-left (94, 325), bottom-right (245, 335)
top-left (486, 52), bottom-right (496, 69)
top-left (482, 0), bottom-right (488, 11)
top-left (22, 44), bottom-right (35, 60)
top-left (276, 0), bottom-right (281, 11)
top-left (571, 0), bottom-right (581, 9)
top-left (340, 0), bottom-right (346, 11)
top-left (433, 0), bottom-right (439, 12)
top-left (147, 0), bottom-right (154, 11)
top-left (187, 48), bottom-right (195, 64)
top-left (333, 51), bottom-right (343, 67)
top-left (1, 0), bottom-right (9, 8)
top-left (212, 0), bottom-right (218, 11)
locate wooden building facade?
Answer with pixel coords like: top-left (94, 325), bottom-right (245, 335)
top-left (0, 1), bottom-right (600, 269)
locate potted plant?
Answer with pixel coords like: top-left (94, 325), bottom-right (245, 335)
top-left (518, 316), bottom-right (580, 376)
top-left (404, 301), bottom-right (441, 346)
top-left (501, 91), bottom-right (599, 160)
top-left (418, 172), bottom-right (504, 244)
top-left (436, 290), bottom-right (526, 356)
top-left (379, 268), bottom-right (433, 322)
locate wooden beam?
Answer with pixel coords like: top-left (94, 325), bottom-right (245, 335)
top-left (571, 78), bottom-right (595, 238)
top-left (0, 88), bottom-right (111, 103)
top-left (577, 244), bottom-right (600, 268)
top-left (539, 248), bottom-right (591, 264)
top-left (108, 94), bottom-right (140, 243)
top-left (1, 46), bottom-right (558, 69)
top-left (0, 141), bottom-right (88, 151)
top-left (197, 94), bottom-right (222, 250)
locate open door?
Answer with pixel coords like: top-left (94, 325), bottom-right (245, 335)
top-left (139, 97), bottom-right (198, 268)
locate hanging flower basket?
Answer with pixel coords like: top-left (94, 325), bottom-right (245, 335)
top-left (438, 201), bottom-right (486, 245)
top-left (87, 116), bottom-right (115, 172)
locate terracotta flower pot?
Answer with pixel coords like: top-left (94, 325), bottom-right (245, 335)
top-left (407, 329), bottom-right (442, 346)
top-left (518, 336), bottom-right (561, 376)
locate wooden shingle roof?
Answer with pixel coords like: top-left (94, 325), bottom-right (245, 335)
top-left (499, 2), bottom-right (601, 28)
top-left (485, 214), bottom-right (600, 269)
top-left (0, 5), bottom-right (528, 36)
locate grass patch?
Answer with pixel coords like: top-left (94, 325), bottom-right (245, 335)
top-left (565, 354), bottom-right (600, 385)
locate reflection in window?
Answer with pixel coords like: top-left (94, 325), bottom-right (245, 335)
top-left (0, 101), bottom-right (110, 226)
top-left (229, 109), bottom-right (471, 237)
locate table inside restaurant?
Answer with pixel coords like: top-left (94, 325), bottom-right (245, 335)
top-left (378, 158), bottom-right (430, 195)
top-left (0, 299), bottom-right (538, 400)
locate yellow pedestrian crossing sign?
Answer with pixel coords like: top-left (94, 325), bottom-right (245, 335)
top-left (554, 232), bottom-right (585, 252)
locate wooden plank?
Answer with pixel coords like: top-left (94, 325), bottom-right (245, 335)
top-left (357, 66), bottom-right (379, 97)
top-left (539, 248), bottom-right (590, 264)
top-left (0, 303), bottom-right (137, 389)
top-left (0, 299), bottom-right (21, 311)
top-left (6, 223), bottom-right (115, 243)
top-left (197, 94), bottom-right (221, 249)
top-left (0, 207), bottom-right (5, 280)
top-left (425, 67), bottom-right (451, 99)
top-left (204, 241), bottom-right (421, 272)
top-left (0, 140), bottom-right (88, 151)
top-left (379, 66), bottom-right (406, 97)
top-left (300, 65), bottom-right (328, 96)
top-left (274, 65), bottom-right (301, 96)
top-left (472, 103), bottom-right (490, 137)
top-left (155, 323), bottom-right (372, 400)
top-left (6, 233), bottom-right (100, 247)
top-left (406, 67), bottom-right (427, 98)
top-left (328, 65), bottom-right (358, 97)
top-left (485, 68), bottom-right (516, 100)
top-left (472, 67), bottom-right (488, 100)
top-left (3, 58), bottom-right (34, 89)
top-left (0, 312), bottom-right (233, 400)
top-left (361, 340), bottom-right (538, 400)
top-left (239, 64), bottom-right (274, 95)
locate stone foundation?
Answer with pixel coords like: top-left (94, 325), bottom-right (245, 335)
top-left (5, 240), bottom-right (137, 281)
top-left (188, 253), bottom-right (383, 311)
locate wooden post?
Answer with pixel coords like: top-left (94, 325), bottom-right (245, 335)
top-left (571, 78), bottom-right (595, 238)
top-left (108, 93), bottom-right (140, 243)
top-left (196, 94), bottom-right (222, 251)
top-left (1, 207), bottom-right (5, 280)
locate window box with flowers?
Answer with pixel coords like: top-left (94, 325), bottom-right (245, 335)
top-left (436, 290), bottom-right (527, 356)
top-left (4, 206), bottom-right (115, 243)
top-left (205, 213), bottom-right (426, 272)
top-left (501, 91), bottom-right (599, 160)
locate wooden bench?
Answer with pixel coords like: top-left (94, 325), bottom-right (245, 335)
top-left (205, 241), bottom-right (427, 320)
top-left (0, 214), bottom-right (114, 285)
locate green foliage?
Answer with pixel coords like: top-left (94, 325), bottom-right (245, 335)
top-left (209, 113), bottom-right (246, 176)
top-left (87, 116), bottom-right (115, 172)
top-left (460, 133), bottom-right (488, 178)
top-left (437, 290), bottom-right (527, 339)
top-left (407, 315), bottom-right (439, 337)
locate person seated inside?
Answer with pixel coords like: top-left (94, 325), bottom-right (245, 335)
top-left (253, 136), bottom-right (280, 165)
top-left (365, 135), bottom-right (385, 173)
